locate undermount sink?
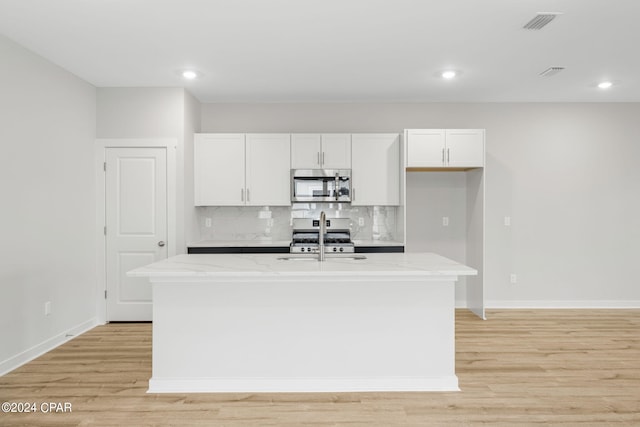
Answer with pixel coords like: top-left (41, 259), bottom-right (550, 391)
top-left (277, 255), bottom-right (367, 261)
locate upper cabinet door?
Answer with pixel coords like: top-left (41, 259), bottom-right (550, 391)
top-left (406, 129), bottom-right (484, 168)
top-left (194, 134), bottom-right (245, 206)
top-left (445, 129), bottom-right (485, 168)
top-left (406, 129), bottom-right (446, 167)
top-left (351, 133), bottom-right (400, 206)
top-left (320, 134), bottom-right (351, 169)
top-left (291, 134), bottom-right (321, 169)
top-left (245, 134), bottom-right (291, 206)
top-left (291, 133), bottom-right (351, 169)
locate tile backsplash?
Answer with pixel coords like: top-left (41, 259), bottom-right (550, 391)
top-left (195, 204), bottom-right (400, 242)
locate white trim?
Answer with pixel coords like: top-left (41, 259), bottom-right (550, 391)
top-left (485, 300), bottom-right (640, 309)
top-left (0, 318), bottom-right (97, 376)
top-left (95, 138), bottom-right (177, 324)
top-left (148, 375), bottom-right (459, 393)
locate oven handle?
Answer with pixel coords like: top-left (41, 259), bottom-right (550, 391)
top-left (335, 172), bottom-right (339, 201)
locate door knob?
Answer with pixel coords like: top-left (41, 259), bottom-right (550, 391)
top-left (158, 241), bottom-right (166, 247)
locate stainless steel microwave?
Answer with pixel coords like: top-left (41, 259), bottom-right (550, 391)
top-left (291, 169), bottom-right (351, 203)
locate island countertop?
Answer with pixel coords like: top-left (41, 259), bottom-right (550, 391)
top-left (128, 252), bottom-right (477, 279)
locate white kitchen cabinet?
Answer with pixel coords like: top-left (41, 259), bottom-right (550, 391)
top-left (194, 133), bottom-right (245, 206)
top-left (245, 134), bottom-right (291, 206)
top-left (291, 133), bottom-right (351, 169)
top-left (321, 134), bottom-right (351, 169)
top-left (351, 133), bottom-right (400, 206)
top-left (406, 129), bottom-right (484, 168)
top-left (290, 134), bottom-right (319, 168)
top-left (194, 133), bottom-right (291, 206)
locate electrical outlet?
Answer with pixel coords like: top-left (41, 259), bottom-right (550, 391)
top-left (358, 217), bottom-right (365, 226)
top-left (510, 274), bottom-right (518, 284)
top-left (44, 301), bottom-right (52, 316)
top-left (205, 217), bottom-right (212, 228)
top-left (504, 216), bottom-right (511, 226)
top-left (442, 216), bottom-right (449, 227)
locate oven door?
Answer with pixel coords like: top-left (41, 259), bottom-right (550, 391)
top-left (291, 169), bottom-right (351, 203)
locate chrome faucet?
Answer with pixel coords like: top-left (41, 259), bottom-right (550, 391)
top-left (318, 211), bottom-right (326, 261)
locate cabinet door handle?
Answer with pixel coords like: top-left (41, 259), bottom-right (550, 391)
top-left (241, 188), bottom-right (244, 201)
top-left (447, 148), bottom-right (450, 164)
top-left (317, 152), bottom-right (320, 165)
top-left (352, 187), bottom-right (355, 201)
top-left (442, 148), bottom-right (445, 163)
top-left (322, 152), bottom-right (325, 165)
top-left (246, 188), bottom-right (250, 202)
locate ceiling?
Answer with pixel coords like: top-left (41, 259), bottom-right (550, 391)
top-left (1, 0), bottom-right (639, 103)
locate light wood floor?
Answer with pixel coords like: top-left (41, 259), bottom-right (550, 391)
top-left (1, 309), bottom-right (639, 426)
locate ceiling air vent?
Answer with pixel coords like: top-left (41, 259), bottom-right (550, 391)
top-left (523, 13), bottom-right (561, 30)
top-left (539, 67), bottom-right (565, 77)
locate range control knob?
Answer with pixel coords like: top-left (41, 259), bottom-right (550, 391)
top-left (339, 247), bottom-right (344, 252)
top-left (333, 247), bottom-right (337, 252)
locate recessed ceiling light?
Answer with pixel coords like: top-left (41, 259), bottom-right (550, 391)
top-left (597, 81), bottom-right (613, 89)
top-left (442, 70), bottom-right (457, 79)
top-left (182, 70), bottom-right (198, 80)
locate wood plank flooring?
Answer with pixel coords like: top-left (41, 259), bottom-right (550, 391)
top-left (1, 309), bottom-right (639, 426)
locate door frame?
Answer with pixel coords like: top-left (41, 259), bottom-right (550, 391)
top-left (95, 138), bottom-right (177, 324)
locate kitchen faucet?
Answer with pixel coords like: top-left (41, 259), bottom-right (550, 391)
top-left (318, 211), bottom-right (326, 261)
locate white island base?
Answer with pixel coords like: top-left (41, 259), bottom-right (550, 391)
top-left (129, 253), bottom-right (477, 393)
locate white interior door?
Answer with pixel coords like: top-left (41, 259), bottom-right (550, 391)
top-left (105, 147), bottom-right (167, 321)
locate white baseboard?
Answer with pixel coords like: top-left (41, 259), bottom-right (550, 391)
top-left (455, 300), bottom-right (469, 308)
top-left (484, 300), bottom-right (640, 309)
top-left (148, 375), bottom-right (460, 393)
top-left (0, 318), bottom-right (98, 376)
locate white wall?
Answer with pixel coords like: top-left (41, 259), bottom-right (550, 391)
top-left (97, 87), bottom-right (201, 252)
top-left (0, 34), bottom-right (97, 374)
top-left (97, 88), bottom-right (184, 138)
top-left (406, 172), bottom-right (469, 304)
top-left (201, 103), bottom-right (640, 307)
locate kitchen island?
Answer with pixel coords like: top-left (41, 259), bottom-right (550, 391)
top-left (128, 252), bottom-right (477, 393)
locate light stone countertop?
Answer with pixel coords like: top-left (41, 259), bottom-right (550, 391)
top-left (187, 240), bottom-right (291, 248)
top-left (128, 252), bottom-right (476, 279)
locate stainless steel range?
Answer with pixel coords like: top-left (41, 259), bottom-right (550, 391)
top-left (290, 217), bottom-right (354, 254)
